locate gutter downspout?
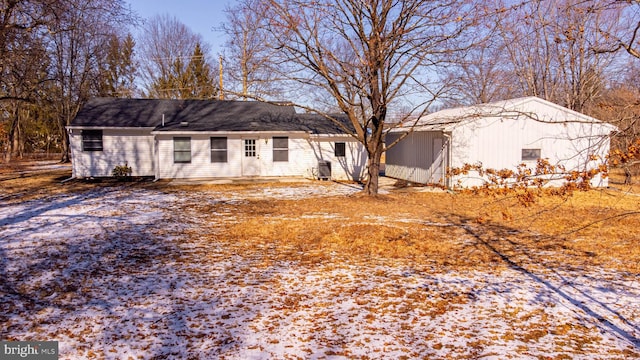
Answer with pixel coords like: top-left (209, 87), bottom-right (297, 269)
top-left (153, 135), bottom-right (159, 181)
top-left (443, 132), bottom-right (452, 189)
top-left (62, 126), bottom-right (75, 183)
top-left (154, 115), bottom-right (163, 181)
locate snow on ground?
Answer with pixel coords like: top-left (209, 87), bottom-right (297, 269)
top-left (0, 183), bottom-right (638, 359)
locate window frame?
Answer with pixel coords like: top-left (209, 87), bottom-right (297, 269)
top-left (210, 137), bottom-right (228, 163)
top-left (335, 142), bottom-right (346, 157)
top-left (82, 130), bottom-right (103, 152)
top-left (521, 148), bottom-right (541, 161)
top-left (272, 136), bottom-right (289, 162)
top-left (173, 137), bottom-right (192, 164)
top-left (244, 139), bottom-right (257, 157)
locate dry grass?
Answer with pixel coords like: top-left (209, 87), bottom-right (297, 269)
top-left (2, 163), bottom-right (638, 359)
top-left (0, 161), bottom-right (168, 203)
top-left (448, 189), bottom-right (640, 273)
top-left (609, 167), bottom-right (640, 193)
top-left (3, 164), bottom-right (638, 274)
top-left (0, 167), bottom-right (74, 202)
top-left (208, 187), bottom-right (639, 274)
top-left (217, 195), bottom-right (479, 267)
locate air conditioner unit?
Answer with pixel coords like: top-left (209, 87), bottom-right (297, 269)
top-left (318, 160), bottom-right (331, 180)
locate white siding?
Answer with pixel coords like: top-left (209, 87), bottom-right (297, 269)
top-left (386, 104), bottom-right (613, 188)
top-left (69, 128), bottom-right (155, 177)
top-left (450, 117), bottom-right (612, 187)
top-left (385, 131), bottom-right (448, 185)
top-left (156, 134), bottom-right (243, 179)
top-left (156, 133), bottom-right (366, 181)
top-left (264, 136), bottom-right (316, 177)
top-left (69, 128), bottom-right (368, 181)
top-left (308, 136), bottom-right (367, 181)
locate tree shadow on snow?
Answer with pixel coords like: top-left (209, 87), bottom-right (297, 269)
top-left (0, 188), bottom-right (194, 358)
top-left (451, 216), bottom-right (640, 349)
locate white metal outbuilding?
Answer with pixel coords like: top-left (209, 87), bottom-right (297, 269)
top-left (385, 97), bottom-right (618, 188)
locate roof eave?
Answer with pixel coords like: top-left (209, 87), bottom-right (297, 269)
top-left (150, 130), bottom-right (311, 135)
top-left (309, 133), bottom-right (353, 138)
top-left (388, 124), bottom-right (452, 132)
top-left (66, 126), bottom-right (156, 130)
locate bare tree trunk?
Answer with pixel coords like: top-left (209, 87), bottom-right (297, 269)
top-left (14, 121), bottom-right (22, 159)
top-left (58, 112), bottom-right (71, 163)
top-left (363, 142), bottom-right (383, 195)
top-left (7, 104), bottom-right (19, 162)
top-left (60, 136), bottom-right (70, 163)
top-left (624, 166), bottom-right (632, 185)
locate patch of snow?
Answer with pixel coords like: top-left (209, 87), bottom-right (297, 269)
top-left (0, 185), bottom-right (638, 359)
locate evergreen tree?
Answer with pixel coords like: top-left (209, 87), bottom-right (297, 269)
top-left (99, 33), bottom-right (137, 98)
top-left (148, 42), bottom-right (216, 99)
top-left (185, 42), bottom-right (217, 99)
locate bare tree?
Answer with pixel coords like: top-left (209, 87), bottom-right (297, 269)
top-left (581, 2), bottom-right (640, 184)
top-left (1, 32), bottom-right (50, 161)
top-left (0, 0), bottom-right (58, 100)
top-left (443, 1), bottom-right (624, 109)
top-left (590, 83), bottom-right (640, 183)
top-left (492, 0), bottom-right (621, 112)
top-left (439, 36), bottom-right (518, 106)
top-left (220, 0), bottom-right (281, 99)
top-left (1, 0), bottom-right (137, 162)
top-left (137, 14), bottom-right (216, 99)
top-left (47, 0), bottom-right (135, 162)
top-left (0, 0), bottom-right (59, 161)
top-left (593, 1), bottom-right (640, 59)
top-left (249, 0), bottom-right (478, 195)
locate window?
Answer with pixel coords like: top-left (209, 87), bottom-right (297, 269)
top-left (522, 148), bottom-right (541, 161)
top-left (210, 137), bottom-right (227, 163)
top-left (335, 142), bottom-right (346, 157)
top-left (273, 136), bottom-right (288, 162)
top-left (82, 130), bottom-right (103, 151)
top-left (174, 137), bottom-right (191, 163)
top-left (244, 139), bottom-right (256, 157)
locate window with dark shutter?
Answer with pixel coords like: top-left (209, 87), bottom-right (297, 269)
top-left (273, 136), bottom-right (288, 162)
top-left (335, 142), bottom-right (346, 157)
top-left (210, 137), bottom-right (227, 163)
top-left (82, 130), bottom-right (103, 151)
top-left (174, 137), bottom-right (191, 163)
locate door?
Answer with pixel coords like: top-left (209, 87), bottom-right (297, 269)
top-left (431, 137), bottom-right (446, 185)
top-left (242, 138), bottom-right (260, 176)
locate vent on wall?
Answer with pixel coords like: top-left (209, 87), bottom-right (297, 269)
top-left (318, 160), bottom-right (331, 180)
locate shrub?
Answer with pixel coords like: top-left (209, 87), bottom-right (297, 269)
top-left (112, 163), bottom-right (132, 180)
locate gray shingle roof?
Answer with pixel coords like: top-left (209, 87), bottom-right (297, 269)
top-left (70, 98), bottom-right (352, 134)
